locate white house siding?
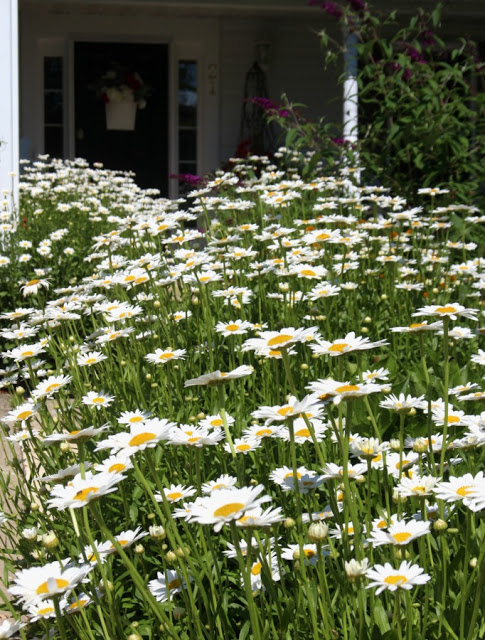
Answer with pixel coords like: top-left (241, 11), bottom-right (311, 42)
top-left (219, 14), bottom-right (341, 162)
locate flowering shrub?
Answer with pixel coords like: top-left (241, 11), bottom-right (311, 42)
top-left (268, 2), bottom-right (485, 205)
top-left (0, 153), bottom-right (484, 639)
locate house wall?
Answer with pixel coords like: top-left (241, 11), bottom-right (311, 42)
top-left (19, 1), bottom-right (338, 188)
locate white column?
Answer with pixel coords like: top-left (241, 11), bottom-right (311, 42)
top-left (0, 0), bottom-right (19, 208)
top-left (342, 30), bottom-right (358, 145)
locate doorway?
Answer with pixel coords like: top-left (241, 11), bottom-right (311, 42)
top-left (74, 42), bottom-right (169, 194)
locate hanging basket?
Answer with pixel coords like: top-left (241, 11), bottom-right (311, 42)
top-left (105, 97), bottom-right (137, 131)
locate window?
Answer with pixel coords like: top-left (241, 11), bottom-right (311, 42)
top-left (178, 60), bottom-right (197, 189)
top-left (43, 57), bottom-right (64, 157)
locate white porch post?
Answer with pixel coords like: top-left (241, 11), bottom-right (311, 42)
top-left (343, 29), bottom-right (358, 145)
top-left (0, 0), bottom-right (19, 208)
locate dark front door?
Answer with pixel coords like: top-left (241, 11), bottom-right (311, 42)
top-left (74, 42), bottom-right (168, 194)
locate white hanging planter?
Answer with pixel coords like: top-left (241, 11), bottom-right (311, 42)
top-left (105, 96), bottom-right (137, 131)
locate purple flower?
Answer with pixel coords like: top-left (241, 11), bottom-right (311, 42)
top-left (403, 69), bottom-right (412, 82)
top-left (308, 0), bottom-right (344, 20)
top-left (420, 30), bottom-right (435, 48)
top-left (347, 0), bottom-right (367, 12)
top-left (168, 173), bottom-right (202, 185)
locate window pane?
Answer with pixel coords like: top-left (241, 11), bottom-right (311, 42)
top-left (179, 129), bottom-right (196, 161)
top-left (44, 91), bottom-right (63, 124)
top-left (179, 61), bottom-right (197, 127)
top-left (44, 57), bottom-right (63, 90)
top-left (44, 127), bottom-right (63, 158)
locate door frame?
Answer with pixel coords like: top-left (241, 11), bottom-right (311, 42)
top-left (66, 33), bottom-right (202, 199)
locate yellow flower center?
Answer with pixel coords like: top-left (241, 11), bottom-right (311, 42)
top-left (168, 578), bottom-right (181, 590)
top-left (85, 358), bottom-right (97, 365)
top-left (92, 397), bottom-right (105, 404)
top-left (277, 406), bottom-right (293, 416)
top-left (328, 343), bottom-right (348, 353)
top-left (38, 606), bottom-right (55, 615)
top-left (284, 471), bottom-right (302, 480)
top-left (267, 334), bottom-right (293, 347)
top-left (37, 578), bottom-right (69, 595)
top-left (27, 278), bottom-right (41, 286)
top-left (304, 549), bottom-right (316, 558)
top-left (436, 306), bottom-right (456, 314)
top-left (236, 444), bottom-right (251, 451)
top-left (335, 385), bottom-right (360, 393)
top-left (295, 428), bottom-right (311, 438)
top-left (377, 519), bottom-right (387, 529)
top-left (300, 269), bottom-right (316, 277)
top-left (316, 233), bottom-right (330, 240)
top-left (268, 349), bottom-right (282, 357)
top-left (256, 428), bottom-right (272, 436)
top-left (109, 463), bottom-right (126, 473)
top-left (412, 486), bottom-right (426, 494)
top-left (129, 432), bottom-right (156, 447)
top-left (129, 416), bottom-right (143, 423)
top-left (21, 350), bottom-right (34, 357)
top-left (167, 492), bottom-right (183, 501)
top-left (251, 562), bottom-right (262, 575)
top-left (70, 430), bottom-right (81, 436)
top-left (409, 323), bottom-right (425, 329)
top-left (225, 324), bottom-right (240, 331)
top-left (457, 485), bottom-right (473, 497)
top-left (213, 502), bottom-right (245, 518)
top-left (159, 353), bottom-right (175, 360)
top-left (45, 383), bottom-right (61, 394)
top-left (392, 532), bottom-right (412, 543)
top-left (187, 437), bottom-right (201, 443)
top-left (69, 599), bottom-right (87, 610)
top-left (74, 487), bottom-right (99, 502)
top-left (447, 415), bottom-right (460, 423)
top-left (384, 575), bottom-right (408, 586)
top-left (17, 410), bottom-right (33, 420)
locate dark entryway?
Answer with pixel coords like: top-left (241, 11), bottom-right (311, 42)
top-left (74, 42), bottom-right (168, 194)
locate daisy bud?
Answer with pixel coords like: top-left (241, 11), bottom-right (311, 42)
top-left (31, 549), bottom-right (43, 560)
top-left (395, 549), bottom-right (410, 560)
top-left (60, 442), bottom-right (72, 453)
top-left (382, 387), bottom-right (392, 394)
top-left (151, 383), bottom-right (158, 388)
top-left (189, 416), bottom-right (197, 422)
top-left (131, 621), bottom-right (139, 628)
top-left (448, 528), bottom-right (459, 534)
top-left (308, 522), bottom-right (328, 542)
top-left (317, 315), bottom-right (326, 321)
top-left (392, 489), bottom-right (406, 504)
top-left (134, 544), bottom-right (145, 555)
top-left (364, 317), bottom-right (372, 323)
top-left (22, 527), bottom-right (38, 540)
top-left (173, 606), bottom-right (186, 621)
top-left (292, 549), bottom-right (301, 560)
top-left (154, 300), bottom-right (161, 308)
top-left (250, 478), bottom-right (258, 486)
top-left (390, 439), bottom-right (401, 451)
top-left (185, 396), bottom-right (193, 402)
top-left (99, 579), bottom-right (114, 592)
top-left (166, 551), bottom-right (177, 563)
top-left (432, 288), bottom-right (439, 294)
top-left (16, 387), bottom-right (25, 395)
top-left (361, 327), bottom-right (368, 334)
top-left (412, 438), bottom-right (428, 454)
top-left (381, 294), bottom-right (387, 300)
top-left (344, 558), bottom-right (369, 581)
top-left (31, 502), bottom-right (40, 511)
top-left (470, 557), bottom-right (477, 568)
top-left (408, 407), bottom-right (417, 416)
top-left (145, 374), bottom-right (152, 381)
top-left (284, 517), bottom-right (296, 529)
top-left (120, 360), bottom-right (127, 366)
top-left (127, 634), bottom-right (141, 640)
top-left (42, 532), bottom-right (59, 550)
top-left (176, 547), bottom-right (187, 558)
top-left (149, 525), bottom-right (166, 540)
top-left (300, 363), bottom-right (308, 370)
top-left (147, 513), bottom-right (156, 520)
top-left (355, 475), bottom-right (366, 484)
top-left (69, 336), bottom-right (75, 343)
top-left (433, 519), bottom-right (448, 532)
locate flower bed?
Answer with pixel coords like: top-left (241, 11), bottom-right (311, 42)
top-left (0, 154), bottom-right (484, 639)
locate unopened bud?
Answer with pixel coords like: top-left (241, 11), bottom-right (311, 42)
top-left (60, 442), bottom-right (72, 453)
top-left (284, 517), bottom-right (296, 529)
top-left (355, 475), bottom-right (366, 484)
top-left (134, 544), bottom-right (144, 555)
top-left (173, 606), bottom-right (186, 621)
top-left (166, 551), bottom-right (177, 563)
top-left (381, 294), bottom-right (387, 301)
top-left (390, 439), bottom-right (401, 451)
top-left (16, 387), bottom-right (25, 396)
top-left (433, 519), bottom-right (448, 532)
top-left (154, 300), bottom-right (161, 308)
top-left (301, 363), bottom-right (308, 370)
top-left (308, 522), bottom-right (328, 542)
top-left (99, 579), bottom-right (114, 592)
top-left (149, 525), bottom-right (166, 540)
top-left (470, 557), bottom-right (478, 568)
top-left (41, 532), bottom-right (59, 550)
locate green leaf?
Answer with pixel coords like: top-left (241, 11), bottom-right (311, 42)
top-left (373, 598), bottom-right (391, 634)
